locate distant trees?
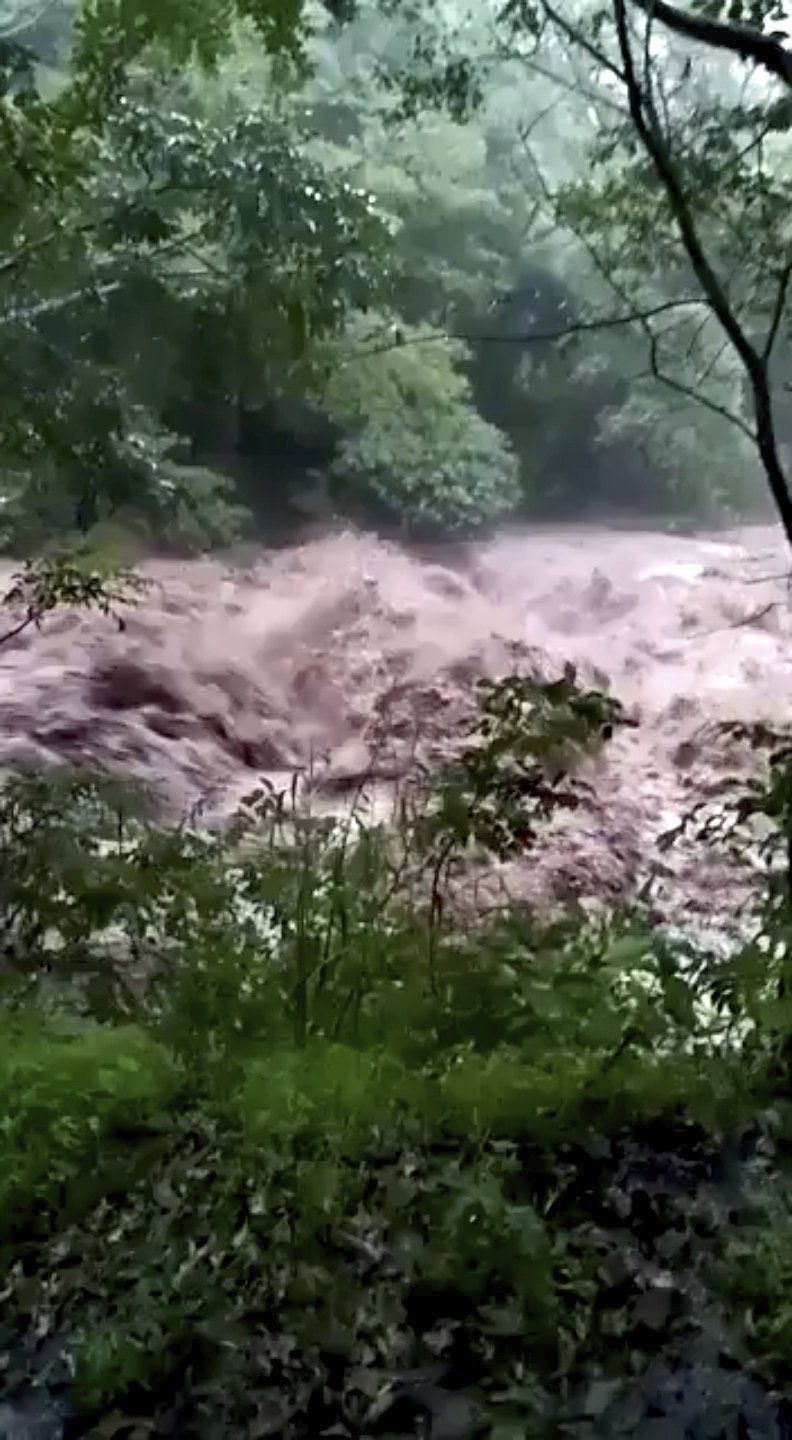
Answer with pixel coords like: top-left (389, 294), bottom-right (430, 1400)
top-left (372, 0), bottom-right (792, 538)
top-left (2, 0), bottom-right (788, 546)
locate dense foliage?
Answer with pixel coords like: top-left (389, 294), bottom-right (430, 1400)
top-left (371, 0), bottom-right (792, 532)
top-left (0, 676), bottom-right (791, 1435)
top-left (2, 0), bottom-right (787, 548)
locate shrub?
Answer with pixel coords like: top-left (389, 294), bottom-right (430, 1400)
top-left (0, 671), bottom-right (788, 1432)
top-left (317, 312), bottom-right (522, 533)
top-left (0, 1014), bottom-right (179, 1242)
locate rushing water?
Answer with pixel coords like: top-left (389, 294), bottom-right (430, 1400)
top-left (0, 521), bottom-right (789, 927)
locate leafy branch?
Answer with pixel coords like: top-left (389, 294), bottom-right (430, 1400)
top-left (0, 556), bottom-right (146, 650)
top-left (633, 0), bottom-right (792, 89)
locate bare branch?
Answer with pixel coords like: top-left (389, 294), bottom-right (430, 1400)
top-left (339, 297), bottom-right (709, 368)
top-left (516, 117), bottom-right (755, 450)
top-left (685, 600), bottom-right (778, 637)
top-left (538, 0), bottom-right (627, 81)
top-left (0, 613), bottom-right (39, 650)
top-left (695, 332), bottom-right (733, 389)
top-left (476, 297), bottom-right (707, 341)
top-left (644, 332), bottom-right (756, 439)
top-left (616, 0), bottom-right (755, 372)
top-left (764, 261), bottom-right (792, 361)
top-left (613, 0), bottom-right (792, 543)
top-left (522, 55), bottom-right (629, 116)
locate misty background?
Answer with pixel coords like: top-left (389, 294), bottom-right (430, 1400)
top-left (1, 0), bottom-right (788, 556)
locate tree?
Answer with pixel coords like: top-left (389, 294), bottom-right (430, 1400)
top-left (371, 0), bottom-right (792, 539)
top-left (314, 311), bottom-right (522, 531)
top-left (0, 0), bottom-right (397, 547)
top-left (176, 14), bottom-right (529, 532)
top-left (7, 0), bottom-right (787, 545)
top-left (288, 0), bottom-right (777, 522)
top-left (597, 0), bottom-right (792, 540)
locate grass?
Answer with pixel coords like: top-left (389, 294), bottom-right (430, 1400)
top-left (0, 1015), bottom-right (179, 1245)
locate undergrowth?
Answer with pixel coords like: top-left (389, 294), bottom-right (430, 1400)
top-left (1, 672), bottom-right (792, 1437)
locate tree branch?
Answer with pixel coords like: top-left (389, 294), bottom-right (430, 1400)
top-left (339, 297), bottom-right (709, 367)
top-left (537, 0), bottom-right (627, 81)
top-left (522, 55), bottom-right (629, 116)
top-left (644, 332), bottom-right (756, 440)
top-left (515, 117), bottom-right (755, 451)
top-left (632, 0), bottom-right (792, 89)
top-left (616, 0), bottom-right (755, 374)
top-left (764, 260), bottom-right (792, 361)
top-left (614, 0), bottom-right (792, 545)
top-left (0, 225), bottom-right (79, 279)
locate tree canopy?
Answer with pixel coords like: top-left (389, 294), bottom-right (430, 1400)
top-left (368, 0), bottom-right (792, 537)
top-left (1, 0), bottom-right (790, 545)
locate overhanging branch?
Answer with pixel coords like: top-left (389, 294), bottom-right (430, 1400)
top-left (515, 107), bottom-right (757, 451)
top-left (338, 297), bottom-right (708, 367)
top-left (644, 332), bottom-right (755, 440)
top-left (614, 0), bottom-right (792, 545)
top-left (632, 0), bottom-right (792, 88)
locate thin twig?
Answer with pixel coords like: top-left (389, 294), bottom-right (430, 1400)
top-left (644, 333), bottom-right (756, 439)
top-left (539, 0), bottom-right (627, 82)
top-left (684, 601), bottom-right (779, 639)
top-left (614, 0), bottom-right (792, 544)
top-left (340, 297), bottom-right (709, 368)
top-left (764, 260), bottom-right (792, 361)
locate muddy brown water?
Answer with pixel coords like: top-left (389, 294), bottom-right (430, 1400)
top-left (0, 522), bottom-right (789, 933)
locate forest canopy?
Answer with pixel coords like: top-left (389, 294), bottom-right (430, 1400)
top-left (1, 0), bottom-right (790, 547)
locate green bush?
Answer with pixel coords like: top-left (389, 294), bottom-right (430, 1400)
top-left (235, 1043), bottom-right (409, 1141)
top-left (317, 312), bottom-right (522, 532)
top-left (0, 1015), bottom-right (179, 1240)
top-left (1, 681), bottom-right (792, 1431)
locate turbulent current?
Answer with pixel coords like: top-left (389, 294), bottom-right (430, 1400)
top-left (0, 521), bottom-right (790, 932)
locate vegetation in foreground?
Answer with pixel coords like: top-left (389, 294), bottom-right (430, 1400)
top-left (1, 676), bottom-right (792, 1437)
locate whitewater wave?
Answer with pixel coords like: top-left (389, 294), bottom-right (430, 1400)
top-left (0, 522), bottom-right (788, 929)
